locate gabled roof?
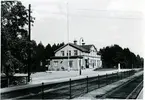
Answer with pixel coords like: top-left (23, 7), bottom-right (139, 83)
top-left (80, 45), bottom-right (97, 52)
top-left (69, 43), bottom-right (89, 53)
top-left (54, 43), bottom-right (97, 53)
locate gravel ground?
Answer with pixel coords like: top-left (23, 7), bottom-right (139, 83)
top-left (29, 69), bottom-right (131, 84)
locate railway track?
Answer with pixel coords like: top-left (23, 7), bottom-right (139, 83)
top-left (101, 74), bottom-right (143, 99)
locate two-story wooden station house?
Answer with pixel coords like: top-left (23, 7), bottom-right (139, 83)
top-left (49, 40), bottom-right (102, 71)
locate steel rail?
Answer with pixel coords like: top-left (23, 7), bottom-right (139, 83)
top-left (126, 81), bottom-right (143, 99)
top-left (100, 74), bottom-right (142, 99)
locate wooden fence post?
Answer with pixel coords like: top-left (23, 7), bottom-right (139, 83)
top-left (69, 78), bottom-right (72, 99)
top-left (42, 82), bottom-right (44, 99)
top-left (86, 76), bottom-right (88, 93)
top-left (106, 74), bottom-right (108, 85)
top-left (7, 77), bottom-right (9, 87)
top-left (111, 72), bottom-right (113, 83)
top-left (121, 72), bottom-right (123, 79)
top-left (117, 72), bottom-right (118, 81)
top-left (98, 75), bottom-right (100, 88)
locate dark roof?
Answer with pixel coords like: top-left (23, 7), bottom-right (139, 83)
top-left (69, 43), bottom-right (89, 53)
top-left (54, 43), bottom-right (97, 53)
top-left (80, 45), bottom-right (97, 52)
top-left (80, 45), bottom-right (93, 51)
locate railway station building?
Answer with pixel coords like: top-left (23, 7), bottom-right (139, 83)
top-left (49, 40), bottom-right (102, 71)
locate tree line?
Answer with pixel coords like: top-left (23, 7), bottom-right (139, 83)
top-left (99, 44), bottom-right (144, 69)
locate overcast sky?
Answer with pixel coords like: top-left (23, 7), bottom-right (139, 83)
top-left (21, 0), bottom-right (145, 57)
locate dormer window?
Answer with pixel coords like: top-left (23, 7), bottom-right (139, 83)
top-left (61, 51), bottom-right (64, 56)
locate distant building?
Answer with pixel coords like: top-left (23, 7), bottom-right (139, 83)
top-left (49, 40), bottom-right (102, 71)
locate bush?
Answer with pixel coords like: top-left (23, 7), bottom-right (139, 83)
top-left (61, 67), bottom-right (65, 71)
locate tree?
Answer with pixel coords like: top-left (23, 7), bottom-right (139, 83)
top-left (29, 40), bottom-right (37, 73)
top-left (51, 43), bottom-right (57, 56)
top-left (1, 1), bottom-right (35, 75)
top-left (136, 55), bottom-right (143, 68)
top-left (99, 44), bottom-right (123, 68)
top-left (58, 42), bottom-right (65, 48)
top-left (35, 42), bottom-right (45, 71)
top-left (45, 43), bottom-right (53, 59)
top-left (99, 44), bottom-right (144, 69)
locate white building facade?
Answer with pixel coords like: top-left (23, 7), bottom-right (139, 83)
top-left (49, 41), bottom-right (102, 71)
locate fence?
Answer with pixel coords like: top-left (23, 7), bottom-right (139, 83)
top-left (69, 70), bottom-right (135, 99)
top-left (1, 70), bottom-right (136, 99)
top-left (1, 76), bottom-right (28, 88)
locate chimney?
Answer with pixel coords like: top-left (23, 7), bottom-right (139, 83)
top-left (82, 42), bottom-right (85, 45)
top-left (74, 40), bottom-right (77, 45)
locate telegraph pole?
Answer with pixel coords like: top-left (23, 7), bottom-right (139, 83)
top-left (28, 4), bottom-right (31, 82)
top-left (67, 2), bottom-right (70, 71)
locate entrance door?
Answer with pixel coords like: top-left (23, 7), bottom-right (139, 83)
top-left (85, 59), bottom-right (89, 68)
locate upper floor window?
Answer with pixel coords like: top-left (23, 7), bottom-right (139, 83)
top-left (69, 50), bottom-right (71, 56)
top-left (67, 52), bottom-right (68, 56)
top-left (74, 50), bottom-right (78, 56)
top-left (61, 51), bottom-right (64, 56)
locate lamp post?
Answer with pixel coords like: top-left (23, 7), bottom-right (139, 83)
top-left (79, 37), bottom-right (84, 75)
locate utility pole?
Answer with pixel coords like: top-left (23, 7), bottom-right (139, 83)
top-left (67, 2), bottom-right (70, 71)
top-left (28, 4), bottom-right (31, 82)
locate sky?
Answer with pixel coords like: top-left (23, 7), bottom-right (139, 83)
top-left (21, 0), bottom-right (145, 57)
